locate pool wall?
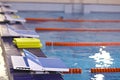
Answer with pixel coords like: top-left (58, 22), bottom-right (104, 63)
top-left (6, 2), bottom-right (120, 14)
top-left (0, 0), bottom-right (120, 14)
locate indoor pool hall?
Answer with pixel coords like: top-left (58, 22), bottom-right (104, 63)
top-left (0, 0), bottom-right (120, 80)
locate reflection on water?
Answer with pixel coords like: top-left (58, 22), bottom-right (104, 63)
top-left (91, 74), bottom-right (104, 80)
top-left (0, 47), bottom-right (8, 80)
top-left (89, 46), bottom-right (114, 68)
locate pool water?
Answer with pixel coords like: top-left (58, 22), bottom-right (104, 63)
top-left (41, 34), bottom-right (120, 80)
top-left (19, 12), bottom-right (120, 80)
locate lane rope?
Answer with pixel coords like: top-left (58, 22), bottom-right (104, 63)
top-left (91, 68), bottom-right (120, 73)
top-left (46, 42), bottom-right (120, 46)
top-left (35, 27), bottom-right (120, 32)
top-left (62, 68), bottom-right (82, 74)
top-left (26, 18), bottom-right (120, 23)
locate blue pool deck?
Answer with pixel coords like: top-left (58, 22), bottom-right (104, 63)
top-left (0, 3), bottom-right (120, 80)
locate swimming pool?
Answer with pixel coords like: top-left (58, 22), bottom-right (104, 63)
top-left (39, 32), bottom-right (120, 80)
top-left (19, 11), bottom-right (120, 80)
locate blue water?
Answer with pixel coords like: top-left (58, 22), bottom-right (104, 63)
top-left (19, 11), bottom-right (120, 80)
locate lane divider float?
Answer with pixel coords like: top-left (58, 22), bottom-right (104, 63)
top-left (35, 27), bottom-right (120, 32)
top-left (26, 18), bottom-right (120, 23)
top-left (46, 42), bottom-right (120, 46)
top-left (91, 68), bottom-right (120, 73)
top-left (62, 68), bottom-right (82, 74)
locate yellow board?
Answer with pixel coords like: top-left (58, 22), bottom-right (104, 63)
top-left (16, 44), bottom-right (42, 48)
top-left (13, 38), bottom-right (42, 48)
